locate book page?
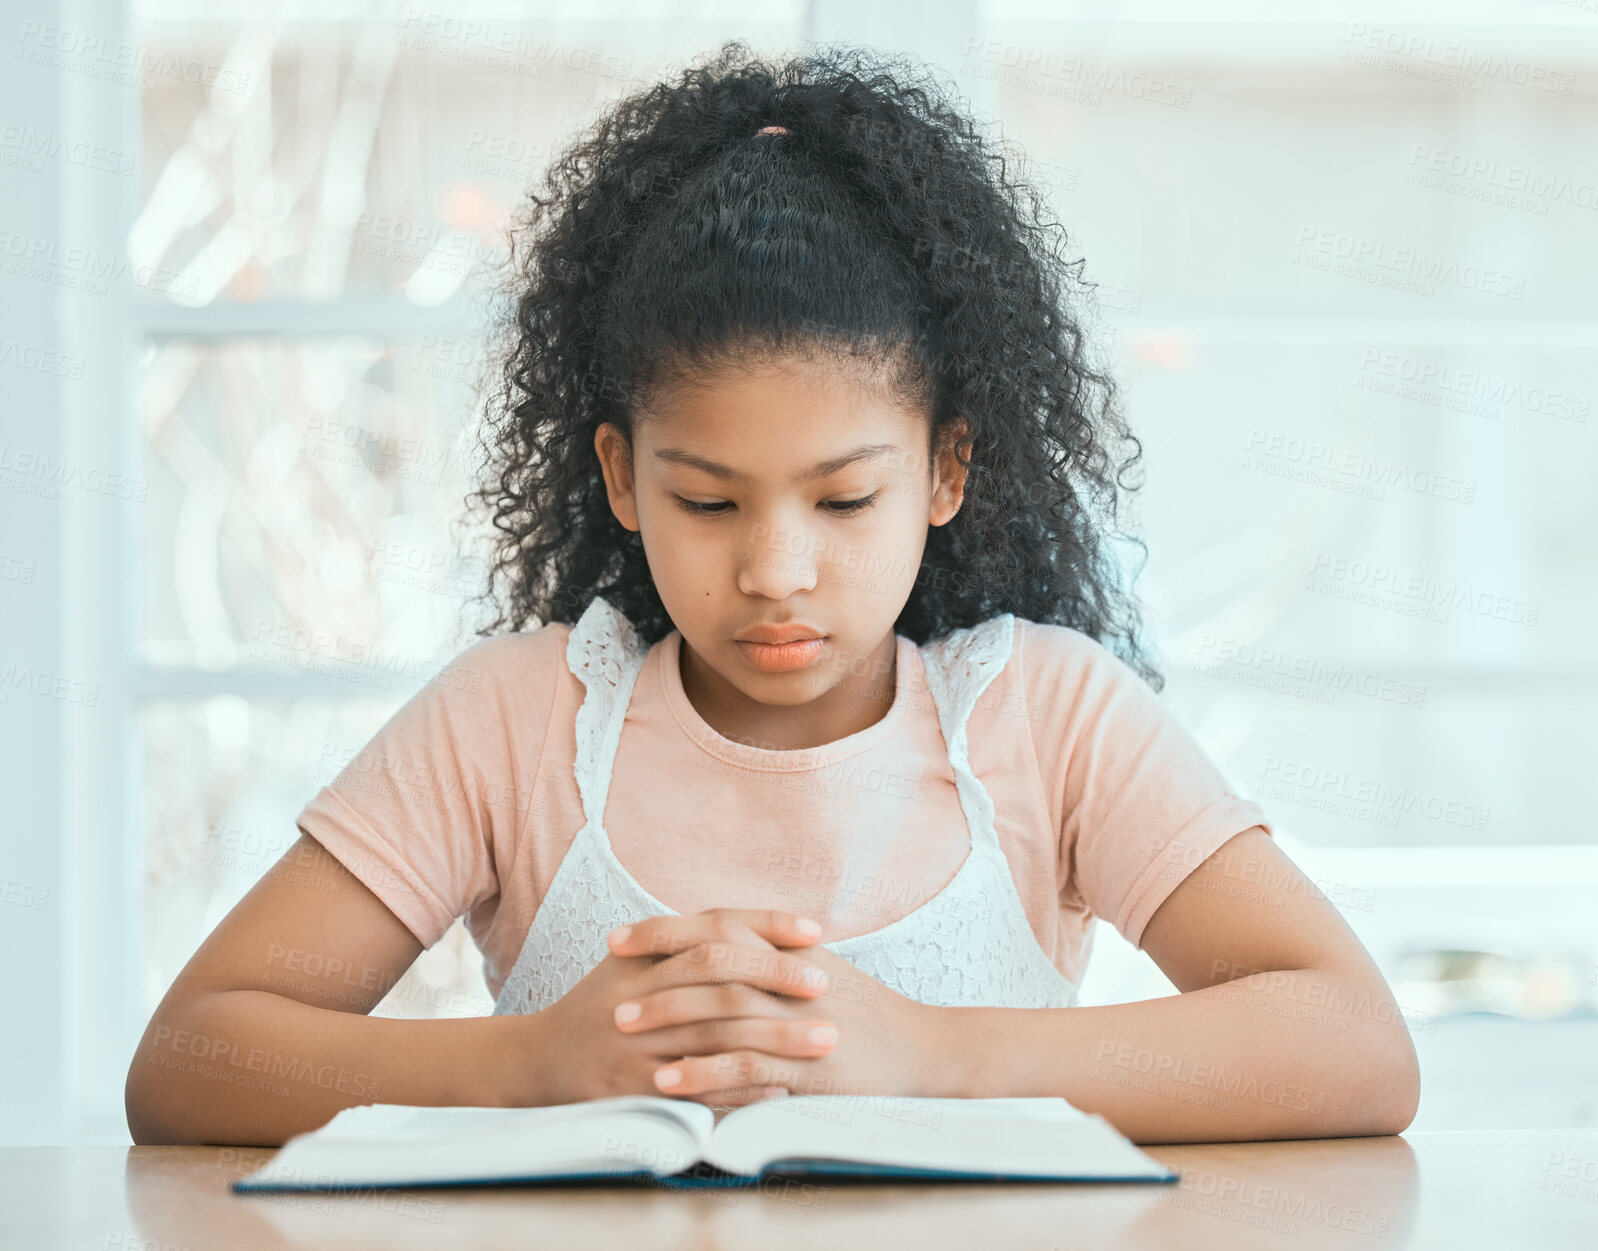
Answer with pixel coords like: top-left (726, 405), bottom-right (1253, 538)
top-left (309, 1096), bottom-right (713, 1144)
top-left (700, 1095), bottom-right (1167, 1180)
top-left (239, 1097), bottom-right (715, 1188)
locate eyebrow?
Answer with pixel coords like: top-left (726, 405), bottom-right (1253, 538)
top-left (652, 442), bottom-right (900, 483)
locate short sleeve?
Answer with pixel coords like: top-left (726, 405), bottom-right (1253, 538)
top-left (293, 629), bottom-right (562, 949)
top-left (1022, 619), bottom-right (1273, 950)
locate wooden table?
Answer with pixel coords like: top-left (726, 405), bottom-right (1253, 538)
top-left (4, 1131), bottom-right (1597, 1248)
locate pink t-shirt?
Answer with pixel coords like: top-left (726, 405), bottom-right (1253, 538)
top-left (296, 616), bottom-right (1272, 1003)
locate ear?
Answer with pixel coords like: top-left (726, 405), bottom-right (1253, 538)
top-left (928, 417), bottom-right (970, 527)
top-left (594, 422), bottom-right (640, 532)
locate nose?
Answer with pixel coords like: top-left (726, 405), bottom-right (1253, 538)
top-left (737, 516), bottom-right (820, 599)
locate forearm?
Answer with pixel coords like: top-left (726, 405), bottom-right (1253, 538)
top-left (935, 967), bottom-right (1421, 1144)
top-left (125, 989), bottom-right (546, 1146)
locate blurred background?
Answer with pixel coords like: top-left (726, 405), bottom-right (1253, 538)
top-left (2, 0), bottom-right (1595, 1144)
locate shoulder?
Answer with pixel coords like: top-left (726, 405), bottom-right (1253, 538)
top-left (450, 594), bottom-right (665, 695)
top-left (1009, 616), bottom-right (1164, 732)
top-left (918, 614), bottom-right (1125, 734)
top-left (916, 613), bottom-right (1116, 678)
top-left (430, 622), bottom-right (579, 706)
top-left (453, 620), bottom-right (575, 667)
top-left (1013, 616), bottom-right (1140, 686)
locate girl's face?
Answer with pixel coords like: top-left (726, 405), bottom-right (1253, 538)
top-left (594, 351), bottom-right (967, 750)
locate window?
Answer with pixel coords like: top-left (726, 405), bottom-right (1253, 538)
top-left (15, 0), bottom-right (1592, 1143)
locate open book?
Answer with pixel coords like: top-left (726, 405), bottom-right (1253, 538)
top-left (231, 1093), bottom-right (1176, 1191)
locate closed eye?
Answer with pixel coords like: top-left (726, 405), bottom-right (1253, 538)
top-left (673, 493), bottom-right (880, 517)
top-left (673, 497), bottom-right (730, 516)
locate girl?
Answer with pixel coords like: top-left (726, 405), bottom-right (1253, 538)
top-left (126, 41), bottom-right (1419, 1147)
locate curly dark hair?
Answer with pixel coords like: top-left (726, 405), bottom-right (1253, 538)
top-left (464, 38), bottom-right (1161, 689)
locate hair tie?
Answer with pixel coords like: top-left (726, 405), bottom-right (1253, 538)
top-left (755, 125), bottom-right (790, 136)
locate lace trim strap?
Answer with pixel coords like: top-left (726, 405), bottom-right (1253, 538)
top-left (565, 595), bottom-right (650, 828)
top-left (919, 613), bottom-right (1016, 852)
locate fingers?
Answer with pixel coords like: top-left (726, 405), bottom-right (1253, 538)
top-left (682, 1084), bottom-right (791, 1110)
top-left (642, 940), bottom-right (829, 1001)
top-left (607, 909), bottom-right (823, 961)
top-left (652, 1050), bottom-right (814, 1097)
top-left (614, 982), bottom-right (785, 1031)
top-left (614, 983), bottom-right (840, 1057)
top-left (619, 1004), bottom-right (841, 1063)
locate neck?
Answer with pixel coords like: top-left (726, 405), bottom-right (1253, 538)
top-left (678, 631), bottom-right (898, 751)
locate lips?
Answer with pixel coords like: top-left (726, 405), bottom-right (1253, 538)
top-left (736, 623), bottom-right (825, 645)
top-left (735, 636), bottom-right (827, 673)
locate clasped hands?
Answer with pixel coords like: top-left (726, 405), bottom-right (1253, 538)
top-left (531, 908), bottom-right (950, 1110)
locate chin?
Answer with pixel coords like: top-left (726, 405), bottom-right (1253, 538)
top-left (727, 655), bottom-right (831, 696)
top-left (740, 682), bottom-right (820, 707)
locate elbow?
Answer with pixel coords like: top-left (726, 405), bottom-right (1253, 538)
top-left (1362, 1023), bottom-right (1422, 1136)
top-left (125, 1051), bottom-right (175, 1146)
top-left (125, 1068), bottom-right (160, 1146)
top-left (125, 989), bottom-right (225, 1145)
top-left (125, 1026), bottom-right (190, 1146)
top-left (1385, 1046), bottom-right (1422, 1136)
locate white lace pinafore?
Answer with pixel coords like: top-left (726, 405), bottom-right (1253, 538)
top-left (493, 596), bottom-right (1079, 1016)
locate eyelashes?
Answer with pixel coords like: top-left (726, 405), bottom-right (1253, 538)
top-left (673, 498), bottom-right (731, 516)
top-left (672, 493), bottom-right (880, 517)
top-left (823, 494), bottom-right (879, 516)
